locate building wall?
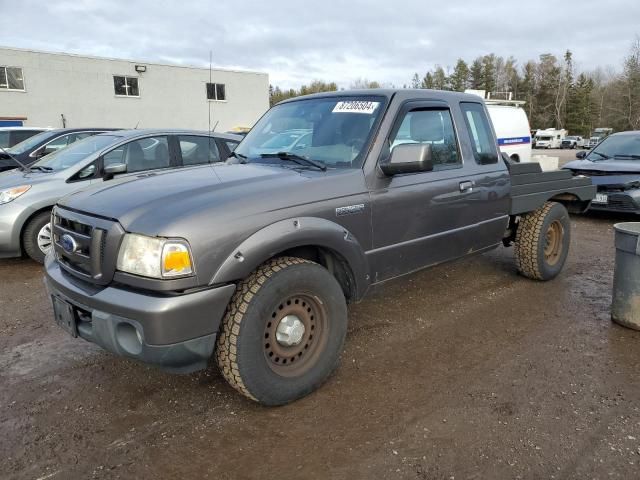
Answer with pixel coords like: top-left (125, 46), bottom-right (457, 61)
top-left (0, 47), bottom-right (270, 131)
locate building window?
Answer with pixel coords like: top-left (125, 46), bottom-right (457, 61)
top-left (113, 75), bottom-right (139, 97)
top-left (206, 83), bottom-right (226, 101)
top-left (0, 66), bottom-right (25, 91)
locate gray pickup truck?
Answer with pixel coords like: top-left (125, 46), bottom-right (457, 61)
top-left (45, 90), bottom-right (595, 405)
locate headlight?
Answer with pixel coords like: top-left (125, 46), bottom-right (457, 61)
top-left (116, 233), bottom-right (193, 279)
top-left (0, 185), bottom-right (31, 205)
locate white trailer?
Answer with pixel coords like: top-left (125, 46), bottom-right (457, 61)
top-left (534, 128), bottom-right (567, 149)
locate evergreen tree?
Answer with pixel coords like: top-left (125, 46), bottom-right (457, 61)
top-left (421, 72), bottom-right (435, 89)
top-left (470, 57), bottom-right (484, 89)
top-left (432, 66), bottom-right (448, 90)
top-left (411, 73), bottom-right (421, 89)
top-left (481, 54), bottom-right (497, 92)
top-left (449, 59), bottom-right (470, 92)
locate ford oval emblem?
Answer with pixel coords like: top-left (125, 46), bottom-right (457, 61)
top-left (60, 234), bottom-right (78, 254)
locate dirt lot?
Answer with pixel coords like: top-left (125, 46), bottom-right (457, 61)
top-left (2, 210), bottom-right (640, 479)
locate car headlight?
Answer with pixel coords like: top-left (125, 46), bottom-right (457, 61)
top-left (116, 233), bottom-right (194, 279)
top-left (0, 185), bottom-right (31, 205)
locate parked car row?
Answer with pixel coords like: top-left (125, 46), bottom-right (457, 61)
top-left (0, 128), bottom-right (118, 172)
top-left (0, 128), bottom-right (241, 262)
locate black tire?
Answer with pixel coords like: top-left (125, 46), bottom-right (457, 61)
top-left (514, 201), bottom-right (571, 281)
top-left (22, 211), bottom-right (52, 264)
top-left (215, 256), bottom-right (348, 405)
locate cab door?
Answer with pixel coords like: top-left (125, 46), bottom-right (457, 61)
top-left (367, 100), bottom-right (509, 282)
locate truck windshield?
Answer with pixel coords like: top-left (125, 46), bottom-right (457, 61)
top-left (31, 135), bottom-right (119, 171)
top-left (586, 135), bottom-right (640, 161)
top-left (234, 96), bottom-right (386, 169)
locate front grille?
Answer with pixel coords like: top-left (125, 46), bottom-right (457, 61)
top-left (592, 194), bottom-right (638, 212)
top-left (606, 195), bottom-right (637, 211)
top-left (52, 207), bottom-right (124, 285)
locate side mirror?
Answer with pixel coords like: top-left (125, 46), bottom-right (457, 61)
top-left (103, 162), bottom-right (127, 180)
top-left (576, 150), bottom-right (587, 159)
top-left (380, 143), bottom-right (434, 176)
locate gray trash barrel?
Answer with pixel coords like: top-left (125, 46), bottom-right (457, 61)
top-left (612, 222), bottom-right (640, 330)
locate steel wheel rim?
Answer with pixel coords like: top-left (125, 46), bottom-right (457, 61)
top-left (37, 222), bottom-right (52, 255)
top-left (263, 294), bottom-right (328, 377)
top-left (544, 220), bottom-right (563, 266)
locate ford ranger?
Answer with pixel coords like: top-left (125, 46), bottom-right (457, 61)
top-left (44, 90), bottom-right (595, 405)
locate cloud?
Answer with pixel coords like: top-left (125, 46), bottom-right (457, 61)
top-left (1, 0), bottom-right (638, 89)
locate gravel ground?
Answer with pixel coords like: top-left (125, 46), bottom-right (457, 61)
top-left (1, 210), bottom-right (640, 479)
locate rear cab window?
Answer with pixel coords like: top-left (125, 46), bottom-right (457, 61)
top-left (460, 102), bottom-right (499, 165)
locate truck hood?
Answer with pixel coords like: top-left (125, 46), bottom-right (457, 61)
top-left (58, 163), bottom-right (364, 236)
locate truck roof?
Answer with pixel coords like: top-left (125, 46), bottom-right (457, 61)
top-left (278, 88), bottom-right (487, 105)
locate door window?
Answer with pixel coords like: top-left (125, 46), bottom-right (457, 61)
top-left (390, 109), bottom-right (461, 168)
top-left (178, 135), bottom-right (221, 165)
top-left (41, 134), bottom-right (75, 155)
top-left (460, 103), bottom-right (499, 164)
top-left (103, 136), bottom-right (170, 173)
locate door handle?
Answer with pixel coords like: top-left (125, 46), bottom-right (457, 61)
top-left (459, 181), bottom-right (474, 193)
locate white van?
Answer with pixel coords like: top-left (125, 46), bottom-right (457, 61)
top-left (486, 103), bottom-right (532, 163)
top-left (534, 128), bottom-right (567, 149)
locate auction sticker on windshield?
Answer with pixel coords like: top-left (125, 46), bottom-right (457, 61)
top-left (332, 101), bottom-right (380, 114)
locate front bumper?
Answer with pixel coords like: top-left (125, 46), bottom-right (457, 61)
top-left (590, 190), bottom-right (640, 214)
top-left (44, 254), bottom-right (236, 373)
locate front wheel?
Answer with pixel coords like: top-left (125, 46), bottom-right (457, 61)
top-left (22, 211), bottom-right (53, 264)
top-left (514, 201), bottom-right (571, 281)
top-left (215, 257), bottom-right (348, 405)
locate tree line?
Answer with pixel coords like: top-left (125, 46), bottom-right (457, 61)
top-left (269, 38), bottom-right (640, 136)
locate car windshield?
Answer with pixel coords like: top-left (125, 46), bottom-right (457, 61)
top-left (234, 96), bottom-right (386, 169)
top-left (6, 130), bottom-right (56, 154)
top-left (31, 134), bottom-right (119, 171)
top-left (586, 134), bottom-right (640, 161)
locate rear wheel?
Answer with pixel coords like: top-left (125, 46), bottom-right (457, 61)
top-left (514, 201), bottom-right (571, 281)
top-left (215, 256), bottom-right (348, 405)
top-left (22, 211), bottom-right (52, 264)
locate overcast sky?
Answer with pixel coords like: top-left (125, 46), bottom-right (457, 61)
top-left (1, 0), bottom-right (638, 89)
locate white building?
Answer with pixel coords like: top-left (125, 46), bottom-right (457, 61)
top-left (0, 47), bottom-right (270, 132)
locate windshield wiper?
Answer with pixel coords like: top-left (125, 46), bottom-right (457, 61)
top-left (29, 165), bottom-right (54, 172)
top-left (260, 152), bottom-right (327, 171)
top-left (614, 154), bottom-right (640, 160)
top-left (590, 151), bottom-right (610, 161)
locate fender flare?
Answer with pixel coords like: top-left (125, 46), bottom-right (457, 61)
top-left (209, 217), bottom-right (370, 300)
